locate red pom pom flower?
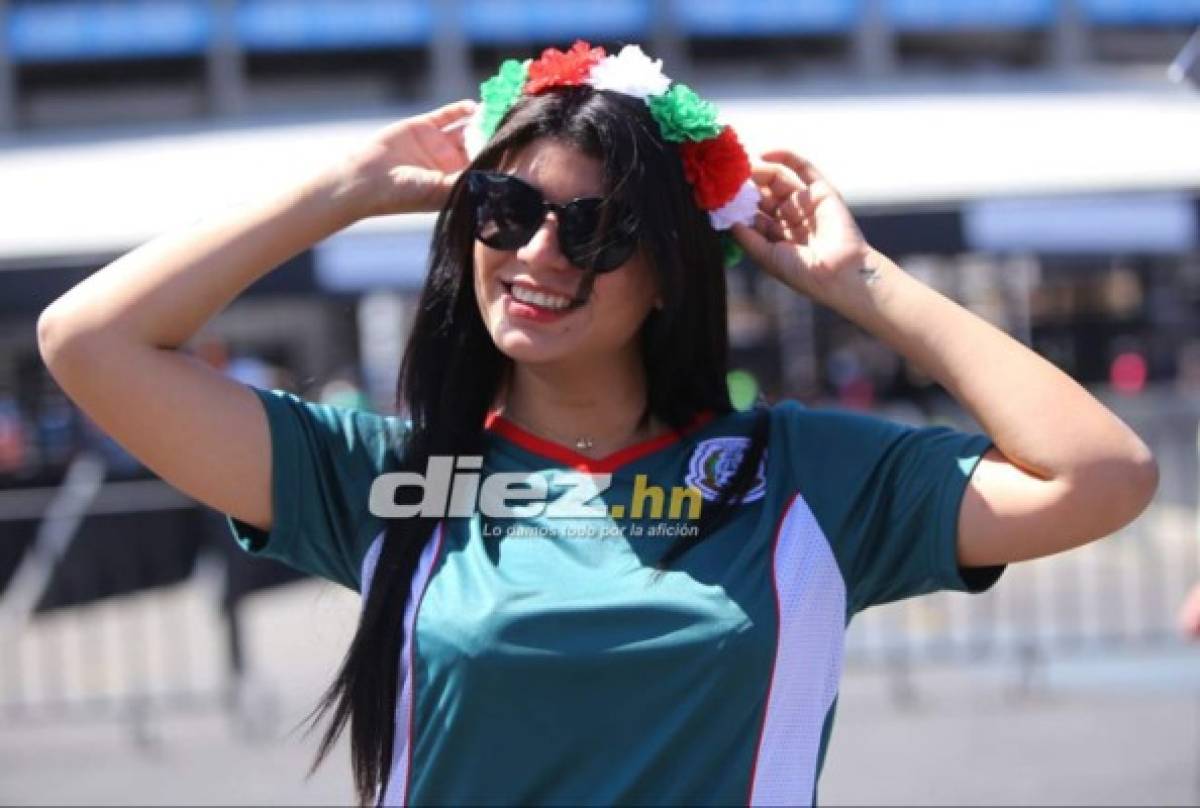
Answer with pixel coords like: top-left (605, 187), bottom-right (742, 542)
top-left (679, 126), bottom-right (752, 210)
top-left (526, 40), bottom-right (606, 94)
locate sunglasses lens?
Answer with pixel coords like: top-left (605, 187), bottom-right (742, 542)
top-left (469, 172), bottom-right (543, 250)
top-left (466, 171), bottom-right (639, 272)
top-left (559, 199), bottom-right (639, 273)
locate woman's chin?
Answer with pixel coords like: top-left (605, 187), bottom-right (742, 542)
top-left (491, 330), bottom-right (575, 365)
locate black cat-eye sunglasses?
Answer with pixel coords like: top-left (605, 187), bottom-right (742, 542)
top-left (465, 170), bottom-right (640, 273)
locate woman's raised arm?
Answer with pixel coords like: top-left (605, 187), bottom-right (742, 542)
top-left (733, 148), bottom-right (1158, 568)
top-left (36, 99), bottom-right (475, 533)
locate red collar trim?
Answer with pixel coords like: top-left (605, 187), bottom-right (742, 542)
top-left (483, 409), bottom-right (716, 473)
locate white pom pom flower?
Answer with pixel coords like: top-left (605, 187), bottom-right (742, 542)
top-left (586, 44), bottom-right (671, 100)
top-left (463, 103), bottom-right (489, 161)
top-left (708, 179), bottom-right (761, 231)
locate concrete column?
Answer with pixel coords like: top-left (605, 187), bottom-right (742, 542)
top-left (854, 0), bottom-right (896, 80)
top-left (1053, 0), bottom-right (1089, 74)
top-left (0, 0), bottom-right (15, 131)
top-left (430, 0), bottom-right (472, 102)
top-left (650, 0), bottom-right (690, 85)
top-left (207, 0), bottom-right (246, 116)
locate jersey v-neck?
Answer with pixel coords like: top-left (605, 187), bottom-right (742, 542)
top-left (482, 409), bottom-right (717, 473)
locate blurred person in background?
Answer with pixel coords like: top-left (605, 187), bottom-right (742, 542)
top-left (35, 40), bottom-right (1158, 807)
top-left (1178, 583), bottom-right (1200, 638)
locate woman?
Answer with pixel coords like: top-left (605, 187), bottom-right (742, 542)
top-left (38, 42), bottom-right (1158, 807)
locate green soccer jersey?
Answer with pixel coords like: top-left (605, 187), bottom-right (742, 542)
top-left (226, 386), bottom-right (1004, 806)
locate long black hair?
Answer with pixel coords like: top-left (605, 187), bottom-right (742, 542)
top-left (305, 86), bottom-right (771, 806)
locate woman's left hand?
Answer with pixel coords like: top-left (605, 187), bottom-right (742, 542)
top-left (731, 150), bottom-right (873, 303)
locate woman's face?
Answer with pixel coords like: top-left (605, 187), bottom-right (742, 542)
top-left (473, 138), bottom-right (659, 367)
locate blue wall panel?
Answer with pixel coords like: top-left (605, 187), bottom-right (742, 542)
top-left (886, 0), bottom-right (1057, 31)
top-left (236, 0), bottom-right (432, 51)
top-left (1079, 0), bottom-right (1200, 26)
top-left (9, 0), bottom-right (211, 63)
top-left (672, 0), bottom-right (860, 35)
top-left (461, 0), bottom-right (651, 44)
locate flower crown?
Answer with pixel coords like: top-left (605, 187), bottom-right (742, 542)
top-left (463, 40), bottom-right (759, 266)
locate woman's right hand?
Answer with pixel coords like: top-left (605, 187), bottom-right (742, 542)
top-left (325, 98), bottom-right (477, 221)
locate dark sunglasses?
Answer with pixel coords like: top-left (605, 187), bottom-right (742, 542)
top-left (465, 170), bottom-right (640, 273)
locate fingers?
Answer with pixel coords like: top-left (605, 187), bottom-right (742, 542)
top-left (731, 222), bottom-right (773, 267)
top-left (752, 210), bottom-right (788, 243)
top-left (414, 121), bottom-right (470, 173)
top-left (753, 163), bottom-right (809, 209)
top-left (750, 162), bottom-right (809, 212)
top-left (432, 100), bottom-right (474, 168)
top-left (421, 98), bottom-right (478, 130)
top-left (437, 126), bottom-right (472, 170)
top-left (775, 190), bottom-right (810, 235)
top-left (760, 148), bottom-right (831, 192)
top-left (733, 219), bottom-right (812, 287)
top-left (750, 161), bottom-right (812, 240)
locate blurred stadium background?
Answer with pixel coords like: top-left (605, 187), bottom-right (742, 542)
top-left (3, 1), bottom-right (1200, 804)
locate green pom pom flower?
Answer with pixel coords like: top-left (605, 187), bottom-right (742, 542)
top-left (479, 59), bottom-right (530, 139)
top-left (647, 84), bottom-right (721, 143)
top-left (721, 232), bottom-right (744, 268)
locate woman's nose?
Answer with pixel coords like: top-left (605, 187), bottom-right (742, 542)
top-left (515, 211), bottom-right (572, 270)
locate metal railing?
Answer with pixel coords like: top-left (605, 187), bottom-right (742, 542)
top-left (0, 453), bottom-right (277, 746)
top-left (845, 388), bottom-right (1200, 698)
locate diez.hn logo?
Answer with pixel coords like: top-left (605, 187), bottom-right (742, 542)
top-left (367, 456), bottom-right (708, 520)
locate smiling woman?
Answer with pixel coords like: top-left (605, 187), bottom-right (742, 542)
top-left (36, 39), bottom-right (1156, 808)
top-left (473, 139), bottom-right (660, 369)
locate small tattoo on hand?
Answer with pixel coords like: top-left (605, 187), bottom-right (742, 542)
top-left (859, 265), bottom-right (881, 286)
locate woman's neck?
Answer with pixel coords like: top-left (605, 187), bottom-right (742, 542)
top-left (499, 351), bottom-right (662, 458)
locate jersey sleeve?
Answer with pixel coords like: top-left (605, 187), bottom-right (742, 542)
top-left (224, 385), bottom-right (408, 593)
top-left (769, 399), bottom-right (1005, 615)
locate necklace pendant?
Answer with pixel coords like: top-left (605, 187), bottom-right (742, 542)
top-left (574, 437), bottom-right (594, 451)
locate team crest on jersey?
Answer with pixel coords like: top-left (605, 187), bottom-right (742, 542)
top-left (684, 437), bottom-right (767, 503)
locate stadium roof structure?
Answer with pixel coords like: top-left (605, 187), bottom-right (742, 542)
top-left (2, 87), bottom-right (1199, 286)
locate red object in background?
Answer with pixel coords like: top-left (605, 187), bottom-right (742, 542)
top-left (0, 412), bottom-right (26, 473)
top-left (837, 375), bottom-right (876, 410)
top-left (1110, 351), bottom-right (1147, 395)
